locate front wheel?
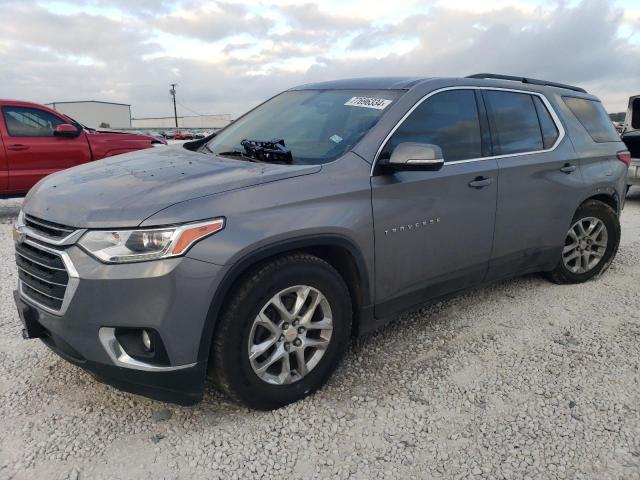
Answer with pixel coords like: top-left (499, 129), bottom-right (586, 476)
top-left (547, 199), bottom-right (620, 284)
top-left (211, 253), bottom-right (352, 410)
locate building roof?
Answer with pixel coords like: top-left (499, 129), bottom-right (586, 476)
top-left (132, 114), bottom-right (230, 120)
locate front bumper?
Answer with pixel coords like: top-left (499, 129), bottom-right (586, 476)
top-left (14, 241), bottom-right (225, 405)
top-left (627, 158), bottom-right (640, 186)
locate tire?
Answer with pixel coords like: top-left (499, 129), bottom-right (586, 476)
top-left (547, 199), bottom-right (620, 284)
top-left (211, 253), bottom-right (352, 410)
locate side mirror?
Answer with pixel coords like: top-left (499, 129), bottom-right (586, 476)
top-left (380, 142), bottom-right (444, 171)
top-left (54, 124), bottom-right (80, 138)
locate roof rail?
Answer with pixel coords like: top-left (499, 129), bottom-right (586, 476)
top-left (466, 73), bottom-right (587, 94)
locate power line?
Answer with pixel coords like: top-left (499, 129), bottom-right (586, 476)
top-left (176, 100), bottom-right (205, 117)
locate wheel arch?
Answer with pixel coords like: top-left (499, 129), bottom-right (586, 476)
top-left (578, 188), bottom-right (620, 215)
top-left (196, 235), bottom-right (373, 364)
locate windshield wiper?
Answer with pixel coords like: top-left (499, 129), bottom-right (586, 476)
top-left (241, 138), bottom-right (293, 164)
top-left (216, 150), bottom-right (261, 162)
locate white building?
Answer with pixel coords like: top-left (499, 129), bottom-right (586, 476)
top-left (47, 101), bottom-right (131, 129)
top-left (131, 114), bottom-right (231, 129)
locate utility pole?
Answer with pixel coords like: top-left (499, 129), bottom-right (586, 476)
top-left (169, 83), bottom-right (178, 128)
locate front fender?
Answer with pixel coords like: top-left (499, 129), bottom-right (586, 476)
top-left (192, 233), bottom-right (373, 364)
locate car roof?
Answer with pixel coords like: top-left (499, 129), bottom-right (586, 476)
top-left (290, 76), bottom-right (596, 99)
top-left (291, 77), bottom-right (431, 90)
top-left (0, 99), bottom-right (55, 108)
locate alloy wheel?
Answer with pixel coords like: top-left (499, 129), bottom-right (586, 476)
top-left (562, 216), bottom-right (608, 274)
top-left (248, 285), bottom-right (333, 385)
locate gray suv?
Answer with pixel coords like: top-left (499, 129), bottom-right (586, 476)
top-left (13, 74), bottom-right (629, 409)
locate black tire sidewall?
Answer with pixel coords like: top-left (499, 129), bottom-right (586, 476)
top-left (554, 201), bottom-right (620, 283)
top-left (220, 260), bottom-right (351, 409)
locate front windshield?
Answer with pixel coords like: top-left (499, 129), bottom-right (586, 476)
top-left (205, 89), bottom-right (401, 164)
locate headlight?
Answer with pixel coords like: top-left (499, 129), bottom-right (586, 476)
top-left (78, 218), bottom-right (224, 263)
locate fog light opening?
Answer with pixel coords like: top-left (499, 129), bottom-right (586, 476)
top-left (113, 327), bottom-right (170, 366)
top-left (142, 329), bottom-right (152, 352)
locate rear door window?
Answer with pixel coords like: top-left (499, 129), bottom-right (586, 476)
top-left (563, 97), bottom-right (619, 142)
top-left (2, 106), bottom-right (64, 137)
top-left (380, 89), bottom-right (482, 162)
top-left (483, 91), bottom-right (543, 155)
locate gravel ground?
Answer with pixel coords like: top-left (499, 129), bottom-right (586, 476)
top-left (1, 192), bottom-right (640, 480)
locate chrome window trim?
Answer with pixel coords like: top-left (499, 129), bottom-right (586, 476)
top-left (99, 327), bottom-right (197, 372)
top-left (18, 239), bottom-right (79, 316)
top-left (370, 86), bottom-right (566, 176)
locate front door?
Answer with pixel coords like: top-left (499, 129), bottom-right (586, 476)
top-left (371, 89), bottom-right (498, 317)
top-left (1, 105), bottom-right (91, 193)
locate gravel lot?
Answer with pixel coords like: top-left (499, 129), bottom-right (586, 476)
top-left (1, 192), bottom-right (640, 480)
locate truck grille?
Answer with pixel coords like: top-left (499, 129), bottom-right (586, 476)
top-left (24, 214), bottom-right (76, 240)
top-left (16, 241), bottom-right (69, 312)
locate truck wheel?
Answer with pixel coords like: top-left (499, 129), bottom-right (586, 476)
top-left (211, 253), bottom-right (352, 410)
top-left (547, 200), bottom-right (620, 284)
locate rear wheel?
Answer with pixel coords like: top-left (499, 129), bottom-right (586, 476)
top-left (548, 200), bottom-right (620, 284)
top-left (211, 253), bottom-right (352, 410)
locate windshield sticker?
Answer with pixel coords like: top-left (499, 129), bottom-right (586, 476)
top-left (329, 134), bottom-right (343, 144)
top-left (344, 97), bottom-right (392, 110)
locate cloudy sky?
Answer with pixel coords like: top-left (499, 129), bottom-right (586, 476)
top-left (0, 0), bottom-right (638, 118)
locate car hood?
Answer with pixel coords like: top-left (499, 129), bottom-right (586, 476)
top-left (89, 129), bottom-right (165, 144)
top-left (24, 146), bottom-right (321, 228)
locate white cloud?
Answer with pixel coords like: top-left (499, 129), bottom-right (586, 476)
top-left (0, 0), bottom-right (638, 116)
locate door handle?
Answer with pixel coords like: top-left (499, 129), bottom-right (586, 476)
top-left (7, 144), bottom-right (30, 151)
top-left (560, 164), bottom-right (577, 174)
top-left (468, 176), bottom-right (493, 189)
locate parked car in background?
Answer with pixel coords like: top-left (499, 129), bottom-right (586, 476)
top-left (173, 130), bottom-right (194, 140)
top-left (0, 99), bottom-right (166, 195)
top-left (146, 131), bottom-right (166, 141)
top-left (13, 74), bottom-right (628, 409)
top-left (621, 94), bottom-right (640, 191)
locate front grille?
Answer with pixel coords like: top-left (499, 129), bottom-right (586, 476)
top-left (24, 214), bottom-right (76, 239)
top-left (16, 241), bottom-right (69, 312)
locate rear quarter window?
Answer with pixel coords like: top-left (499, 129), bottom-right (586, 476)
top-left (532, 96), bottom-right (559, 149)
top-left (563, 97), bottom-right (619, 143)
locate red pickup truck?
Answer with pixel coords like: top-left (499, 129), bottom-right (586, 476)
top-left (0, 99), bottom-right (166, 195)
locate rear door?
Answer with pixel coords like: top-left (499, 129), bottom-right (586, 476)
top-left (371, 89), bottom-right (498, 316)
top-left (1, 105), bottom-right (92, 193)
top-left (483, 89), bottom-right (584, 280)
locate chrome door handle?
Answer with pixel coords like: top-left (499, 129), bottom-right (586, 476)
top-left (468, 176), bottom-right (493, 189)
top-left (560, 164), bottom-right (577, 174)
